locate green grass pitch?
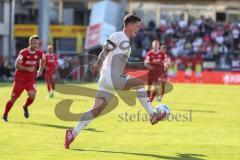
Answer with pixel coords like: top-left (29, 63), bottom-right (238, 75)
top-left (0, 83), bottom-right (240, 160)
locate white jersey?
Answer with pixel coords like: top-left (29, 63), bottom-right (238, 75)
top-left (98, 31), bottom-right (132, 93)
top-left (101, 31), bottom-right (131, 75)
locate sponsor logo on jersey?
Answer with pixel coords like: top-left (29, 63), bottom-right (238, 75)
top-left (25, 60), bottom-right (37, 65)
top-left (48, 60), bottom-right (55, 63)
top-left (119, 53), bottom-right (129, 62)
top-left (152, 59), bottom-right (161, 63)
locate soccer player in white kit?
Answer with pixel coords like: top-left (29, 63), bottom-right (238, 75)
top-left (64, 14), bottom-right (167, 149)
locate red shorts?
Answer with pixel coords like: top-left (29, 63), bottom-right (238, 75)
top-left (45, 71), bottom-right (56, 82)
top-left (148, 73), bottom-right (167, 85)
top-left (11, 81), bottom-right (36, 98)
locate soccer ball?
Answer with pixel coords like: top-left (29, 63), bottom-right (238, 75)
top-left (155, 104), bottom-right (171, 116)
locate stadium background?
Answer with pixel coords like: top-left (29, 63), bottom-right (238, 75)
top-left (0, 1), bottom-right (240, 160)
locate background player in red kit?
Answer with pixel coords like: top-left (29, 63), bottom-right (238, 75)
top-left (144, 40), bottom-right (170, 102)
top-left (45, 45), bottom-right (58, 98)
top-left (2, 35), bottom-right (46, 122)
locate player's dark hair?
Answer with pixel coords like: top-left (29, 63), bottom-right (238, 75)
top-left (124, 14), bottom-right (141, 27)
top-left (29, 35), bottom-right (39, 43)
top-left (160, 42), bottom-right (166, 48)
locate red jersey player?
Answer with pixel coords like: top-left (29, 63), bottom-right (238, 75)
top-left (144, 40), bottom-right (170, 102)
top-left (45, 45), bottom-right (58, 98)
top-left (2, 35), bottom-right (46, 122)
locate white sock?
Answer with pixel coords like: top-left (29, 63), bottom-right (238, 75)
top-left (73, 110), bottom-right (94, 138)
top-left (136, 87), bottom-right (155, 115)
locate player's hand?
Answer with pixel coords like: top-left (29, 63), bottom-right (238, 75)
top-left (27, 66), bottom-right (35, 72)
top-left (90, 63), bottom-right (101, 74)
top-left (36, 70), bottom-right (43, 77)
top-left (164, 62), bottom-right (170, 71)
top-left (164, 58), bottom-right (171, 70)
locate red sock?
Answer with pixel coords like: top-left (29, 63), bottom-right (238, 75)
top-left (147, 90), bottom-right (151, 98)
top-left (23, 97), bottom-right (34, 108)
top-left (161, 82), bottom-right (165, 96)
top-left (47, 82), bottom-right (51, 92)
top-left (3, 100), bottom-right (14, 117)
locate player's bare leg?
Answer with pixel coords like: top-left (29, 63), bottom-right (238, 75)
top-left (3, 82), bottom-right (24, 121)
top-left (123, 78), bottom-right (166, 125)
top-left (64, 97), bottom-right (108, 149)
top-left (50, 75), bottom-right (56, 97)
top-left (2, 96), bottom-right (18, 122)
top-left (156, 81), bottom-right (166, 102)
top-left (23, 91), bottom-right (36, 119)
top-left (149, 81), bottom-right (159, 102)
top-left (147, 84), bottom-right (153, 101)
top-left (46, 76), bottom-right (54, 98)
top-left (73, 97), bottom-right (107, 136)
top-left (49, 76), bottom-right (56, 97)
top-left (46, 79), bottom-right (51, 95)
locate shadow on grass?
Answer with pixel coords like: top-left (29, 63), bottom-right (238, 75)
top-left (72, 148), bottom-right (207, 160)
top-left (173, 109), bottom-right (217, 113)
top-left (10, 121), bottom-right (103, 132)
top-left (165, 100), bottom-right (223, 108)
top-left (49, 97), bottom-right (90, 102)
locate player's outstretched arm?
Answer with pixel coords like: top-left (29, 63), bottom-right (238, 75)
top-left (15, 57), bottom-right (35, 72)
top-left (144, 57), bottom-right (154, 70)
top-left (37, 54), bottom-right (46, 77)
top-left (91, 40), bottom-right (116, 73)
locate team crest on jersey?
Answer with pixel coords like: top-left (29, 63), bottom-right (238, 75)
top-left (34, 55), bottom-right (38, 59)
top-left (119, 53), bottom-right (129, 62)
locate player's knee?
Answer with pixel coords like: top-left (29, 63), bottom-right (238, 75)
top-left (97, 99), bottom-right (107, 112)
top-left (92, 98), bottom-right (107, 117)
top-left (28, 91), bottom-right (36, 99)
top-left (135, 79), bottom-right (145, 89)
top-left (10, 96), bottom-right (17, 103)
top-left (96, 105), bottom-right (105, 114)
top-left (100, 98), bottom-right (108, 107)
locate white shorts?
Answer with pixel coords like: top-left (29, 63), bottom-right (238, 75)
top-left (96, 71), bottom-right (130, 103)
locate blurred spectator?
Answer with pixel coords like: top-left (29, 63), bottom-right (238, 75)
top-left (178, 16), bottom-right (187, 30)
top-left (0, 56), bottom-right (14, 81)
top-left (232, 25), bottom-right (240, 50)
top-left (132, 15), bottom-right (240, 70)
top-left (148, 20), bottom-right (156, 31)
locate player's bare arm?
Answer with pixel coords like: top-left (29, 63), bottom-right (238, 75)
top-left (91, 40), bottom-right (116, 73)
top-left (164, 56), bottom-right (171, 71)
top-left (144, 57), bottom-right (154, 70)
top-left (37, 54), bottom-right (46, 77)
top-left (15, 56), bottom-right (35, 72)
